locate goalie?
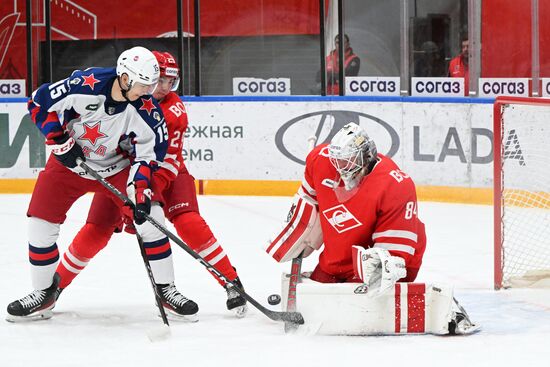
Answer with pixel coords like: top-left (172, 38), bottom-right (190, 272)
top-left (266, 123), bottom-right (477, 335)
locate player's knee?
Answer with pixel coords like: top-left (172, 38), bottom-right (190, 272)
top-left (72, 222), bottom-right (115, 258)
top-left (172, 211), bottom-right (215, 249)
top-left (28, 217), bottom-right (60, 247)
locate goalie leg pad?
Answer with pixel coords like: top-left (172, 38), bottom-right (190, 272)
top-left (281, 275), bottom-right (459, 335)
top-left (266, 195), bottom-right (323, 262)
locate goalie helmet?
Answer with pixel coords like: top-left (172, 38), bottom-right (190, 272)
top-left (116, 46), bottom-right (160, 93)
top-left (152, 51), bottom-right (180, 91)
top-left (328, 122), bottom-right (377, 190)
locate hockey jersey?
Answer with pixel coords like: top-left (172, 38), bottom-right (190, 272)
top-left (299, 144), bottom-right (426, 281)
top-left (156, 91), bottom-right (189, 180)
top-left (28, 67), bottom-right (168, 186)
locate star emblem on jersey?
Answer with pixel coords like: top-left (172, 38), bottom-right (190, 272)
top-left (79, 122), bottom-right (107, 146)
top-left (82, 74), bottom-right (100, 90)
top-left (322, 204), bottom-right (362, 233)
top-left (140, 97), bottom-right (156, 115)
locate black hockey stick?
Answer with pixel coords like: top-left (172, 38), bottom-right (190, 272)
top-left (135, 232), bottom-right (170, 326)
top-left (79, 161), bottom-right (304, 325)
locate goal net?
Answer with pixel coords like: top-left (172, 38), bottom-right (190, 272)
top-left (494, 97), bottom-right (550, 289)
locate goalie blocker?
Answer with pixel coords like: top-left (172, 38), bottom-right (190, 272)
top-left (265, 194), bottom-right (323, 262)
top-left (280, 275), bottom-right (479, 335)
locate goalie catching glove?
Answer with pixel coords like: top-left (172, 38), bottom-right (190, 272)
top-left (127, 181), bottom-right (151, 225)
top-left (352, 246), bottom-right (407, 296)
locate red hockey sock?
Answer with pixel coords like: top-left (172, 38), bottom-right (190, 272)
top-left (56, 223), bottom-right (114, 289)
top-left (173, 212), bottom-right (238, 285)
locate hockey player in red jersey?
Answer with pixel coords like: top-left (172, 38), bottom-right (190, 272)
top-left (54, 51), bottom-right (247, 318)
top-left (267, 122), bottom-right (426, 291)
top-left (267, 123), bottom-right (478, 335)
top-left (6, 46), bottom-right (199, 322)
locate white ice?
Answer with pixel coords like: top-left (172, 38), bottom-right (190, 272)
top-left (1, 194), bottom-right (549, 366)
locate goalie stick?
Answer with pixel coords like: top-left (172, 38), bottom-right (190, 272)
top-left (284, 135), bottom-right (317, 332)
top-left (78, 160), bottom-right (304, 326)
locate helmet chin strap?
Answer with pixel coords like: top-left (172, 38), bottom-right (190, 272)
top-left (117, 76), bottom-right (132, 102)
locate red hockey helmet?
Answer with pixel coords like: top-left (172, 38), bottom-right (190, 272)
top-left (152, 51), bottom-right (180, 91)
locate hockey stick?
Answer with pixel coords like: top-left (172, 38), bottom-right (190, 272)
top-left (284, 251), bottom-right (303, 332)
top-left (135, 232), bottom-right (170, 327)
top-left (284, 135), bottom-right (317, 332)
top-left (78, 161), bottom-right (304, 325)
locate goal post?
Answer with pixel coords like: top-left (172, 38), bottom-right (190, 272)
top-left (494, 96), bottom-right (550, 289)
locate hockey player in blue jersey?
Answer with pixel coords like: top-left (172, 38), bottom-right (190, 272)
top-left (6, 46), bottom-right (198, 322)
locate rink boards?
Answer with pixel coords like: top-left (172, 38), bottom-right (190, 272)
top-left (0, 96), bottom-right (496, 203)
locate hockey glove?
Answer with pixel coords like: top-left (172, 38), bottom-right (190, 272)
top-left (49, 133), bottom-right (85, 169)
top-left (127, 181), bottom-right (151, 225)
top-left (352, 246), bottom-right (406, 296)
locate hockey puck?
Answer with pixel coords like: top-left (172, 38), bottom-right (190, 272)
top-left (268, 294), bottom-right (281, 305)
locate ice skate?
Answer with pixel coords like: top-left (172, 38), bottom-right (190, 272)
top-left (6, 273), bottom-right (60, 322)
top-left (225, 277), bottom-right (248, 318)
top-left (156, 282), bottom-right (199, 322)
top-left (448, 297), bottom-right (481, 335)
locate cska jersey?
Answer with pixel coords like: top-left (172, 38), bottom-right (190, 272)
top-left (299, 144), bottom-right (426, 281)
top-left (156, 91), bottom-right (189, 180)
top-left (28, 67), bottom-right (168, 186)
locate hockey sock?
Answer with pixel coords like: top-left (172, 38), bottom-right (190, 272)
top-left (56, 223), bottom-right (114, 289)
top-left (172, 212), bottom-right (238, 285)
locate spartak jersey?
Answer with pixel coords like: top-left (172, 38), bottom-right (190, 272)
top-left (156, 91), bottom-right (189, 180)
top-left (28, 67), bottom-right (168, 186)
top-left (299, 144), bottom-right (426, 281)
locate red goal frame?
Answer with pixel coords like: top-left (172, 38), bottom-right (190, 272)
top-left (493, 96), bottom-right (550, 289)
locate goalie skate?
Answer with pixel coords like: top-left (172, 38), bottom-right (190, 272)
top-left (225, 277), bottom-right (248, 318)
top-left (6, 274), bottom-right (60, 323)
top-left (156, 283), bottom-right (199, 322)
top-left (447, 298), bottom-right (481, 335)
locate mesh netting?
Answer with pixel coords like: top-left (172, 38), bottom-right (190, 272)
top-left (500, 103), bottom-right (550, 287)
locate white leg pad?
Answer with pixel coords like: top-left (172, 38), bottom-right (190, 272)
top-left (281, 274), bottom-right (454, 335)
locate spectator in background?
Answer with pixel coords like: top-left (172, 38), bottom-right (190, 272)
top-left (448, 35), bottom-right (469, 94)
top-left (414, 41), bottom-right (446, 77)
top-left (321, 34), bottom-right (360, 95)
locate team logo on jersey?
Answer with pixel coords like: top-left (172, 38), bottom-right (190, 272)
top-left (322, 204), bottom-right (362, 233)
top-left (153, 111), bottom-right (161, 121)
top-left (140, 97), bottom-right (156, 115)
top-left (79, 122), bottom-right (107, 146)
top-left (82, 74), bottom-right (100, 90)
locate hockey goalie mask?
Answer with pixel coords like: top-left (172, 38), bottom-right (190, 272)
top-left (117, 46), bottom-right (160, 95)
top-left (153, 51), bottom-right (181, 92)
top-left (328, 123), bottom-right (377, 191)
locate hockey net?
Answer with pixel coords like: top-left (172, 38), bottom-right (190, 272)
top-left (494, 97), bottom-right (550, 289)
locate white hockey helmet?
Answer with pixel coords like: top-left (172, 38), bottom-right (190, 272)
top-left (116, 46), bottom-right (160, 93)
top-left (328, 123), bottom-right (377, 189)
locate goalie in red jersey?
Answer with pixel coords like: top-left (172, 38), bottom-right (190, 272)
top-left (266, 123), bottom-right (478, 335)
top-left (268, 122), bottom-right (426, 291)
top-left (55, 51), bottom-right (247, 319)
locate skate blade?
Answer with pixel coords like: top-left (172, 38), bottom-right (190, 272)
top-left (232, 304), bottom-right (248, 318)
top-left (159, 310), bottom-right (199, 323)
top-left (457, 324), bottom-right (482, 335)
top-left (6, 309), bottom-right (53, 323)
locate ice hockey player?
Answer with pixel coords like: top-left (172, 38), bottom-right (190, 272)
top-left (266, 122), bottom-right (478, 335)
top-left (53, 50), bottom-right (247, 319)
top-left (6, 46), bottom-right (198, 322)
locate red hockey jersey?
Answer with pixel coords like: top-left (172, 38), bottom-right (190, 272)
top-left (300, 144), bottom-right (426, 282)
top-left (157, 91), bottom-right (189, 180)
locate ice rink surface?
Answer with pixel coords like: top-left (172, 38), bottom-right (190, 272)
top-left (1, 194), bottom-right (549, 366)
